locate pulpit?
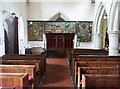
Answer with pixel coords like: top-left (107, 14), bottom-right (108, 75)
top-left (45, 33), bottom-right (75, 57)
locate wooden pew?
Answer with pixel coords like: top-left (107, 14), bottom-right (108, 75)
top-left (0, 87), bottom-right (15, 89)
top-left (72, 56), bottom-right (120, 81)
top-left (0, 73), bottom-right (29, 89)
top-left (1, 59), bottom-right (42, 84)
top-left (74, 61), bottom-right (120, 76)
top-left (73, 49), bottom-right (107, 55)
top-left (77, 67), bottom-right (120, 88)
top-left (70, 54), bottom-right (120, 88)
top-left (73, 56), bottom-right (120, 61)
top-left (0, 65), bottom-right (36, 88)
top-left (74, 61), bottom-right (120, 85)
top-left (1, 54), bottom-right (46, 60)
top-left (81, 74), bottom-right (120, 89)
top-left (2, 54), bottom-right (46, 74)
top-left (2, 54), bottom-right (46, 76)
top-left (1, 59), bottom-right (41, 71)
top-left (72, 56), bottom-right (120, 69)
top-left (70, 55), bottom-right (114, 73)
top-left (67, 49), bottom-right (108, 66)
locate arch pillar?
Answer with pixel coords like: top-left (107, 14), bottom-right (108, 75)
top-left (108, 31), bottom-right (119, 56)
top-left (93, 33), bottom-right (103, 49)
top-left (108, 1), bottom-right (119, 56)
top-left (92, 3), bottom-right (107, 49)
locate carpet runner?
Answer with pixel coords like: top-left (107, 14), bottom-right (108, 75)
top-left (39, 58), bottom-right (74, 89)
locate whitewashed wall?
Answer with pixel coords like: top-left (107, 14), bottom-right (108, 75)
top-left (27, 0), bottom-right (95, 49)
top-left (0, 1), bottom-right (5, 56)
top-left (27, 2), bottom-right (94, 21)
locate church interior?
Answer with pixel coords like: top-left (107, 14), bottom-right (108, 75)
top-left (0, 0), bottom-right (120, 89)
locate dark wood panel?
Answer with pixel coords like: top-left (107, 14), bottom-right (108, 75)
top-left (46, 33), bottom-right (74, 58)
top-left (0, 73), bottom-right (29, 89)
top-left (82, 74), bottom-right (120, 89)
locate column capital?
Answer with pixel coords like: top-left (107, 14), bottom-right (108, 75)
top-left (93, 33), bottom-right (103, 36)
top-left (108, 31), bottom-right (119, 34)
top-left (108, 31), bottom-right (119, 56)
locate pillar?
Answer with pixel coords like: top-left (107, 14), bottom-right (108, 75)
top-left (93, 33), bottom-right (103, 49)
top-left (108, 31), bottom-right (119, 56)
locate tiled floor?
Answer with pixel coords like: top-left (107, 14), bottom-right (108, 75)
top-left (39, 58), bottom-right (74, 89)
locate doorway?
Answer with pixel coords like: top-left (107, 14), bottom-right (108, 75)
top-left (100, 11), bottom-right (109, 49)
top-left (3, 12), bottom-right (19, 54)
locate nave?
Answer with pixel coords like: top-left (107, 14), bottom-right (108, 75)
top-left (39, 58), bottom-right (74, 89)
top-left (1, 48), bottom-right (120, 89)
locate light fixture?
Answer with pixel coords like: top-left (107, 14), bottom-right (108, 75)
top-left (91, 0), bottom-right (95, 5)
top-left (29, 22), bottom-right (33, 25)
top-left (103, 14), bottom-right (107, 20)
top-left (26, 0), bottom-right (29, 3)
top-left (11, 13), bottom-right (16, 15)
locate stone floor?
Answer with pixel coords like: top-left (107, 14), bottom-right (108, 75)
top-left (39, 58), bottom-right (74, 89)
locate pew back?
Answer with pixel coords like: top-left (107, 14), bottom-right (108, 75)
top-left (72, 56), bottom-right (120, 80)
top-left (2, 54), bottom-right (46, 76)
top-left (74, 61), bottom-right (120, 84)
top-left (73, 59), bottom-right (120, 86)
top-left (82, 74), bottom-right (120, 89)
top-left (0, 73), bottom-right (29, 89)
top-left (0, 65), bottom-right (37, 87)
top-left (72, 56), bottom-right (120, 72)
top-left (73, 49), bottom-right (107, 55)
top-left (77, 67), bottom-right (120, 87)
top-left (1, 59), bottom-right (43, 83)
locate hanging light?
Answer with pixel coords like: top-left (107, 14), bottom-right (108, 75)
top-left (91, 0), bottom-right (95, 5)
top-left (29, 21), bottom-right (33, 25)
top-left (104, 14), bottom-right (107, 20)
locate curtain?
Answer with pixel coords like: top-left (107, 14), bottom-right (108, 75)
top-left (4, 29), bottom-right (9, 54)
top-left (14, 16), bottom-right (19, 54)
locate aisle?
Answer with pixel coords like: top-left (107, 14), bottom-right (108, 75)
top-left (39, 58), bottom-right (74, 89)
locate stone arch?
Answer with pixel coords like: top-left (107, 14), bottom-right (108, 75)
top-left (93, 2), bottom-right (108, 34)
top-left (109, 0), bottom-right (119, 32)
top-left (108, 0), bottom-right (119, 56)
top-left (93, 2), bottom-right (108, 49)
top-left (2, 10), bottom-right (19, 54)
top-left (3, 15), bottom-right (15, 54)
